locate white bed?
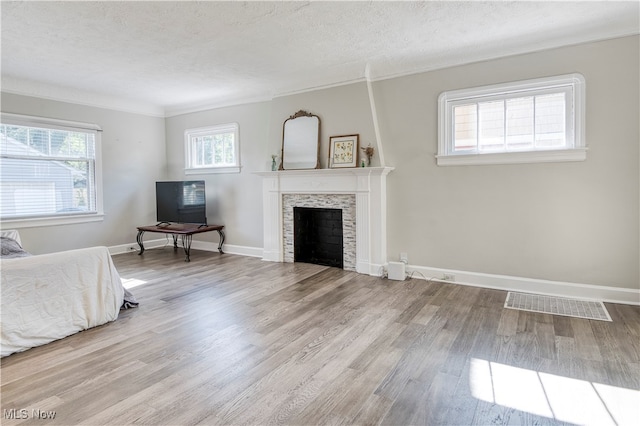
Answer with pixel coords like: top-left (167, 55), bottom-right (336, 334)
top-left (1, 234), bottom-right (127, 357)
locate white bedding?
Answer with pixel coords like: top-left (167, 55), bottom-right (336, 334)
top-left (1, 246), bottom-right (125, 357)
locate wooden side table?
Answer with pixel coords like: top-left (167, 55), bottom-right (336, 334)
top-left (136, 223), bottom-right (225, 262)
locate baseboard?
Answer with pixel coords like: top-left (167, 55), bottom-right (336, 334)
top-left (109, 238), bottom-right (166, 255)
top-left (110, 239), bottom-right (263, 258)
top-left (190, 240), bottom-right (263, 258)
top-left (356, 261), bottom-right (385, 277)
top-left (108, 241), bottom-right (639, 306)
top-left (405, 264), bottom-right (640, 306)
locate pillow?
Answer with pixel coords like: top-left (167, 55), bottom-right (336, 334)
top-left (0, 237), bottom-right (31, 259)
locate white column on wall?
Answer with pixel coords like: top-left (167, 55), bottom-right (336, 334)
top-left (262, 175), bottom-right (282, 262)
top-left (365, 63), bottom-right (385, 167)
top-left (372, 170), bottom-right (388, 270)
top-left (355, 190), bottom-right (371, 274)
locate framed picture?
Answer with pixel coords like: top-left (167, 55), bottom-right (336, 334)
top-left (329, 134), bottom-right (359, 168)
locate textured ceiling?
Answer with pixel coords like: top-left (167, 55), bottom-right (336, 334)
top-left (1, 1), bottom-right (639, 116)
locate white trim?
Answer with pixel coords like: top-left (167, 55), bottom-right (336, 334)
top-left (404, 264), bottom-right (640, 306)
top-left (436, 148), bottom-right (587, 166)
top-left (184, 122), bottom-right (240, 173)
top-left (1, 213), bottom-right (104, 229)
top-left (0, 112), bottom-right (102, 132)
top-left (191, 241), bottom-right (262, 258)
top-left (165, 94), bottom-right (274, 118)
top-left (437, 73), bottom-right (586, 166)
top-left (107, 239), bottom-right (638, 306)
top-left (273, 77), bottom-right (367, 100)
top-left (366, 262), bottom-right (386, 277)
top-left (0, 114), bottom-right (105, 224)
top-left (364, 64), bottom-right (385, 166)
top-left (185, 166), bottom-right (241, 175)
top-left (93, 130), bottom-right (104, 218)
top-left (109, 239), bottom-right (262, 258)
top-left (254, 167), bottom-right (393, 275)
top-left (109, 238), bottom-right (166, 255)
top-left (440, 73), bottom-right (585, 101)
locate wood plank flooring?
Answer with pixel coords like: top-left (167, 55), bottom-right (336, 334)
top-left (1, 248), bottom-right (639, 425)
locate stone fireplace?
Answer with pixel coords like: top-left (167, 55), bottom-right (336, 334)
top-left (256, 167), bottom-right (393, 276)
top-left (285, 194), bottom-right (355, 270)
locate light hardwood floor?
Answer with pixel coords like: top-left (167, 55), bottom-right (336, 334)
top-left (1, 248), bottom-right (639, 425)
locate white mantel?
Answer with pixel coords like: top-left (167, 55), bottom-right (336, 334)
top-left (255, 167), bottom-right (393, 276)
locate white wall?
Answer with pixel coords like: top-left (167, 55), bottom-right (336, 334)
top-left (163, 82), bottom-right (378, 251)
top-left (269, 83), bottom-right (379, 169)
top-left (0, 93), bottom-right (166, 254)
top-left (164, 101), bottom-right (271, 251)
top-left (377, 35), bottom-right (639, 290)
top-left (165, 36), bottom-right (638, 292)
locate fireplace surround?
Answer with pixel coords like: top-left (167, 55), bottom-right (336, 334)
top-left (255, 167), bottom-right (393, 276)
top-left (285, 194), bottom-right (355, 270)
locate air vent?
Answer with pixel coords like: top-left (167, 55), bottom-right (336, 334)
top-left (504, 292), bottom-right (611, 322)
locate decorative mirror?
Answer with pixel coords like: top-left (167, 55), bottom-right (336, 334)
top-left (280, 110), bottom-right (320, 170)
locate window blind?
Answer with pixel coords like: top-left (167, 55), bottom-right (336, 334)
top-left (0, 117), bottom-right (99, 220)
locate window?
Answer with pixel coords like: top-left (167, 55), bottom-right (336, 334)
top-left (437, 74), bottom-right (586, 166)
top-left (185, 123), bottom-right (240, 174)
top-left (0, 113), bottom-right (103, 227)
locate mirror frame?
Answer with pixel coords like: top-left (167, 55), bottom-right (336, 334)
top-left (280, 110), bottom-right (321, 170)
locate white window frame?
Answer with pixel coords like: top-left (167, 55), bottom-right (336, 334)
top-left (184, 123), bottom-right (240, 174)
top-left (437, 73), bottom-right (586, 166)
top-left (0, 113), bottom-right (103, 229)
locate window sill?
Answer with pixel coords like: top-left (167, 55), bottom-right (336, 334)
top-left (436, 148), bottom-right (587, 166)
top-left (185, 166), bottom-right (241, 175)
top-left (1, 213), bottom-right (105, 229)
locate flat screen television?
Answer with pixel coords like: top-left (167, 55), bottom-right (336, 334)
top-left (156, 180), bottom-right (207, 225)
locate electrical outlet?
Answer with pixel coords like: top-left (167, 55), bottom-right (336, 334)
top-left (442, 274), bottom-right (455, 281)
top-left (400, 252), bottom-right (408, 264)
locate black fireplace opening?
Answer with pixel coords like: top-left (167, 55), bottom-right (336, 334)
top-left (293, 207), bottom-right (343, 268)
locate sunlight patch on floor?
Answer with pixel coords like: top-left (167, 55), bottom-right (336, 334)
top-left (470, 358), bottom-right (639, 425)
top-left (121, 277), bottom-right (147, 289)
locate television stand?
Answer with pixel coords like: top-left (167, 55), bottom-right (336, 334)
top-left (136, 223), bottom-right (225, 262)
